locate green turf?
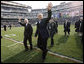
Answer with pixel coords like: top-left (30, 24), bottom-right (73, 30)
top-left (1, 25), bottom-right (83, 63)
top-left (1, 38), bottom-right (75, 63)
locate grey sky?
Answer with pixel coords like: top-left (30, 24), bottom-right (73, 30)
top-left (13, 1), bottom-right (73, 9)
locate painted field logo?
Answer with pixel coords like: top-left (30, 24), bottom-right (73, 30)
top-left (4, 34), bottom-right (16, 37)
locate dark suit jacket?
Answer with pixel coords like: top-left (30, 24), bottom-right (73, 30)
top-left (4, 25), bottom-right (6, 28)
top-left (64, 22), bottom-right (70, 32)
top-left (75, 20), bottom-right (81, 32)
top-left (9, 25), bottom-right (11, 27)
top-left (19, 22), bottom-right (33, 37)
top-left (47, 21), bottom-right (56, 35)
top-left (55, 21), bottom-right (58, 28)
top-left (75, 20), bottom-right (81, 28)
top-left (35, 10), bottom-right (52, 39)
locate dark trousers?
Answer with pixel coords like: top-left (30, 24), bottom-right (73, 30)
top-left (50, 32), bottom-right (55, 46)
top-left (51, 34), bottom-right (54, 46)
top-left (56, 28), bottom-right (58, 33)
top-left (4, 28), bottom-right (6, 31)
top-left (10, 27), bottom-right (11, 29)
top-left (23, 36), bottom-right (32, 50)
top-left (37, 35), bottom-right (48, 60)
top-left (75, 28), bottom-right (80, 32)
top-left (51, 38), bottom-right (54, 46)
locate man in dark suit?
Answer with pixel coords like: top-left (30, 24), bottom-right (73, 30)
top-left (18, 18), bottom-right (33, 51)
top-left (75, 19), bottom-right (81, 33)
top-left (3, 25), bottom-right (6, 31)
top-left (35, 3), bottom-right (52, 60)
top-left (64, 20), bottom-right (71, 36)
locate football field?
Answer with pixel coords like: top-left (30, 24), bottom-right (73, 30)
top-left (1, 25), bottom-right (83, 63)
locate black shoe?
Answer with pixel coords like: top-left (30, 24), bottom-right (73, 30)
top-left (42, 50), bottom-right (48, 60)
top-left (30, 47), bottom-right (33, 50)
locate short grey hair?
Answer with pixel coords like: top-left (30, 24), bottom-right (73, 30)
top-left (24, 18), bottom-right (28, 22)
top-left (37, 13), bottom-right (43, 18)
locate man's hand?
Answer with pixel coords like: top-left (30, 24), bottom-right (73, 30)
top-left (18, 17), bottom-right (21, 22)
top-left (47, 2), bottom-right (53, 10)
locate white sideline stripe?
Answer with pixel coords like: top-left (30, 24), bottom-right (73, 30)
top-left (4, 35), bottom-right (10, 37)
top-left (4, 34), bottom-right (16, 38)
top-left (3, 37), bottom-right (22, 47)
top-left (33, 47), bottom-right (83, 63)
top-left (48, 51), bottom-right (83, 63)
top-left (3, 37), bottom-right (83, 63)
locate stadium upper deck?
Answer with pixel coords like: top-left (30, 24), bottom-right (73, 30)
top-left (1, 1), bottom-right (83, 26)
top-left (1, 1), bottom-right (32, 19)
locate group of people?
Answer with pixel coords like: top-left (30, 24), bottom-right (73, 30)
top-left (2, 2), bottom-right (83, 61)
top-left (17, 2), bottom-right (83, 61)
top-left (18, 3), bottom-right (53, 61)
top-left (75, 17), bottom-right (83, 43)
top-left (3, 24), bottom-right (12, 31)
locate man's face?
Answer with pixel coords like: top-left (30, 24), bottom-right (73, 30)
top-left (24, 19), bottom-right (28, 24)
top-left (37, 13), bottom-right (43, 20)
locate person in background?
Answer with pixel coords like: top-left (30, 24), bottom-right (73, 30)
top-left (47, 17), bottom-right (57, 47)
top-left (79, 17), bottom-right (83, 43)
top-left (75, 18), bottom-right (81, 33)
top-left (3, 25), bottom-right (6, 31)
top-left (54, 19), bottom-right (58, 33)
top-left (64, 19), bottom-right (71, 36)
top-left (9, 24), bottom-right (12, 29)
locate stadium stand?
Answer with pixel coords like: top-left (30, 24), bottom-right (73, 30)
top-left (1, 1), bottom-right (83, 27)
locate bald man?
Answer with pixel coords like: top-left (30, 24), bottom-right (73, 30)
top-left (35, 3), bottom-right (52, 60)
top-left (18, 18), bottom-right (33, 51)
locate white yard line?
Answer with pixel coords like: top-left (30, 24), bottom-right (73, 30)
top-left (7, 43), bottom-right (18, 47)
top-left (48, 51), bottom-right (83, 63)
top-left (2, 37), bottom-right (83, 63)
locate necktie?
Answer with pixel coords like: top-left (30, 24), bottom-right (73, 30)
top-left (39, 20), bottom-right (41, 24)
top-left (26, 24), bottom-right (27, 26)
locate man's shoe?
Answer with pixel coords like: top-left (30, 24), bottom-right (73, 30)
top-left (30, 47), bottom-right (33, 50)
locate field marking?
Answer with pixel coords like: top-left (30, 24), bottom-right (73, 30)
top-left (2, 37), bottom-right (83, 63)
top-left (4, 35), bottom-right (10, 37)
top-left (4, 34), bottom-right (16, 37)
top-left (7, 43), bottom-right (18, 47)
